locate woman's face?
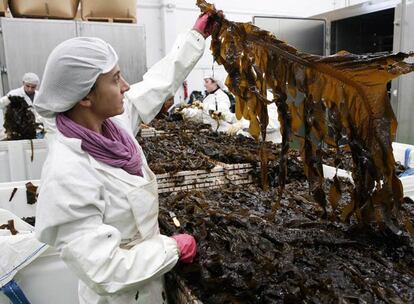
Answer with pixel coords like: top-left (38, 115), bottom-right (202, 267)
top-left (87, 64), bottom-right (130, 119)
top-left (204, 78), bottom-right (218, 93)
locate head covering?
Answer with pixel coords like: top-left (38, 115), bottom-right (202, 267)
top-left (56, 113), bottom-right (143, 176)
top-left (34, 37), bottom-right (118, 118)
top-left (203, 75), bottom-right (224, 89)
top-left (22, 72), bottom-right (40, 86)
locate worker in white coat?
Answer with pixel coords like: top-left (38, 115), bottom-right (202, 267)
top-left (0, 73), bottom-right (44, 138)
top-left (34, 13), bottom-right (216, 304)
top-left (225, 89), bottom-right (282, 142)
top-left (0, 72), bottom-right (40, 113)
top-left (3, 72), bottom-right (39, 106)
top-left (264, 89), bottom-right (282, 143)
top-left (202, 76), bottom-right (234, 132)
top-left (0, 72), bottom-right (48, 138)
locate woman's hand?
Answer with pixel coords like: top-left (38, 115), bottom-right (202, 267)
top-left (193, 11), bottom-right (224, 38)
top-left (171, 233), bottom-right (197, 263)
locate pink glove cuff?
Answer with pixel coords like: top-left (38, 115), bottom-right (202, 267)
top-left (193, 13), bottom-right (212, 38)
top-left (171, 234), bottom-right (197, 263)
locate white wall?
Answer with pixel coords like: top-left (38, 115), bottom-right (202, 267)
top-left (137, 0), bottom-right (369, 100)
top-left (136, 0), bottom-right (164, 68)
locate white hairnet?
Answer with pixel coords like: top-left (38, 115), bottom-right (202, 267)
top-left (34, 37), bottom-right (118, 118)
top-left (22, 72), bottom-right (40, 85)
top-left (203, 75), bottom-right (224, 89)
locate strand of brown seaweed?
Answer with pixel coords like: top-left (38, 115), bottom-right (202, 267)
top-left (196, 0), bottom-right (414, 232)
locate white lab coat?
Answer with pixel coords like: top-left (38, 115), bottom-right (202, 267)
top-left (202, 88), bottom-right (233, 132)
top-left (35, 30), bottom-right (205, 304)
top-left (0, 95), bottom-right (11, 109)
top-left (266, 103), bottom-right (282, 143)
top-left (0, 209), bottom-right (48, 288)
top-left (7, 87), bottom-right (37, 107)
top-left (180, 107), bottom-right (204, 123)
top-left (0, 97), bottom-right (8, 139)
top-left (228, 91), bottom-right (281, 141)
top-left (202, 88), bottom-right (231, 118)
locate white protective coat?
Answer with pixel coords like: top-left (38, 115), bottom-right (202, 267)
top-left (202, 88), bottom-right (233, 132)
top-left (0, 209), bottom-right (48, 288)
top-left (5, 87), bottom-right (37, 108)
top-left (35, 30), bottom-right (205, 304)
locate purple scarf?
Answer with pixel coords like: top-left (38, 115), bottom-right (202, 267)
top-left (56, 113), bottom-right (143, 176)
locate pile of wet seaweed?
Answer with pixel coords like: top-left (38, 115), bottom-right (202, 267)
top-left (137, 133), bottom-right (216, 174)
top-left (139, 118), bottom-right (408, 186)
top-left (184, 131), bottom-right (306, 188)
top-left (149, 118), bottom-right (211, 134)
top-left (3, 96), bottom-right (38, 140)
top-left (160, 182), bottom-right (414, 303)
top-left (322, 147), bottom-right (409, 177)
top-left (138, 121), bottom-right (292, 175)
top-left (323, 147), bottom-right (408, 177)
top-left (187, 132), bottom-right (281, 164)
top-left (196, 0), bottom-right (414, 231)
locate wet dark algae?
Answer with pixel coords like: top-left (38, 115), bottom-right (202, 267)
top-left (196, 0), bottom-right (414, 233)
top-left (22, 216), bottom-right (35, 227)
top-left (160, 182), bottom-right (414, 303)
top-left (3, 95), bottom-right (38, 140)
top-left (149, 118), bottom-right (211, 134)
top-left (140, 0), bottom-right (413, 297)
top-left (144, 119), bottom-right (414, 303)
top-left (138, 119), bottom-right (406, 186)
top-left (144, 12), bottom-right (414, 301)
top-left (139, 118), bottom-right (289, 171)
top-left (137, 131), bottom-right (216, 175)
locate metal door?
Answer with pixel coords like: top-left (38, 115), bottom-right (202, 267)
top-left (392, 0), bottom-right (414, 144)
top-left (252, 16), bottom-right (326, 55)
top-left (77, 21), bottom-right (147, 84)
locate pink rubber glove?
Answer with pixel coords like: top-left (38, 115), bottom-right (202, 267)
top-left (193, 13), bottom-right (216, 38)
top-left (171, 233), bottom-right (197, 263)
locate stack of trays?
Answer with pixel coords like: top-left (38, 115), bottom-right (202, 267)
top-left (213, 161), bottom-right (256, 186)
top-left (156, 165), bottom-right (227, 194)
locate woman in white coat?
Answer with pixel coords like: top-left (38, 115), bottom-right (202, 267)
top-left (201, 76), bottom-right (234, 132)
top-left (33, 14), bottom-right (215, 304)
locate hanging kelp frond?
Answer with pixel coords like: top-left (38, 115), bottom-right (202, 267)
top-left (196, 0), bottom-right (414, 231)
top-left (4, 95), bottom-right (38, 140)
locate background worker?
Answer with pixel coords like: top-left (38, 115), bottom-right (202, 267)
top-left (6, 72), bottom-right (40, 105)
top-left (201, 76), bottom-right (234, 132)
top-left (202, 76), bottom-right (231, 117)
top-left (0, 72), bottom-right (45, 138)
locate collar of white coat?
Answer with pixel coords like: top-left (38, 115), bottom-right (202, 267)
top-left (55, 131), bottom-right (152, 187)
top-left (18, 86), bottom-right (37, 98)
top-left (8, 87), bottom-right (36, 104)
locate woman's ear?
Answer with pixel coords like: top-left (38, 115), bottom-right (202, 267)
top-left (79, 94), bottom-right (93, 108)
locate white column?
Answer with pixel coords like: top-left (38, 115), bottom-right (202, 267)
top-left (160, 0), bottom-right (178, 54)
